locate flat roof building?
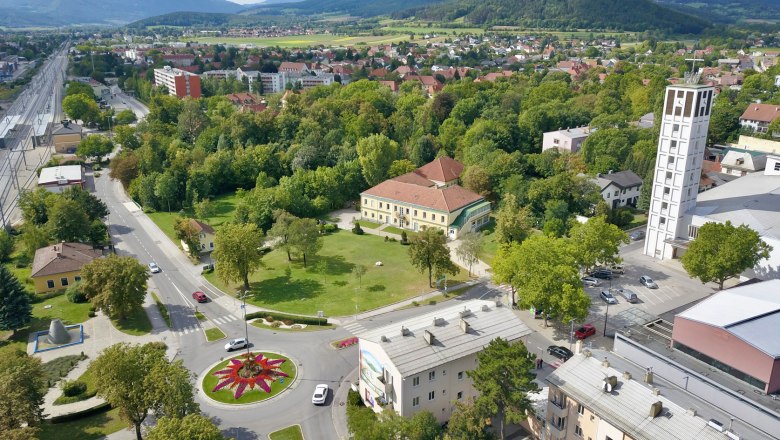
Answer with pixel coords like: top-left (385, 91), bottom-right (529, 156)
top-left (542, 126), bottom-right (593, 153)
top-left (154, 66), bottom-right (201, 99)
top-left (38, 165), bottom-right (85, 193)
top-left (354, 299), bottom-right (531, 424)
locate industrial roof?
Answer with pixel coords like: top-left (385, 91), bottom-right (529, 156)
top-left (547, 354), bottom-right (736, 440)
top-left (691, 169), bottom-right (780, 239)
top-left (38, 165), bottom-right (84, 185)
top-left (354, 299), bottom-right (530, 377)
top-left (676, 279), bottom-right (780, 357)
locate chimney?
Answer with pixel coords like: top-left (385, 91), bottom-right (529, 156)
top-left (602, 357), bottom-right (610, 368)
top-left (645, 367), bottom-right (654, 385)
top-left (459, 318), bottom-right (470, 333)
top-left (400, 326), bottom-right (410, 336)
top-left (481, 304), bottom-right (489, 312)
top-left (433, 317), bottom-right (445, 326)
top-left (380, 335), bottom-right (389, 342)
top-left (649, 401), bottom-right (663, 418)
top-left (423, 330), bottom-right (434, 345)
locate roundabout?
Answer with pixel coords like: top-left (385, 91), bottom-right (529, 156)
top-left (201, 351), bottom-right (298, 405)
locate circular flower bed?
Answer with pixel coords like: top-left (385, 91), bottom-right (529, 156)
top-left (201, 352), bottom-right (297, 404)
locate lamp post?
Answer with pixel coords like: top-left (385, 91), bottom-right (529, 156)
top-left (238, 290), bottom-right (250, 354)
top-left (603, 300), bottom-right (610, 337)
top-left (569, 319), bottom-right (575, 351)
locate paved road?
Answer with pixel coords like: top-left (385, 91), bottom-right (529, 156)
top-left (96, 172), bottom-right (355, 439)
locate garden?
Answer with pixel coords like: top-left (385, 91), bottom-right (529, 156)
top-left (205, 230), bottom-right (468, 316)
top-left (201, 351), bottom-right (297, 404)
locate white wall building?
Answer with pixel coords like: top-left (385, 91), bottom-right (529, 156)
top-left (354, 300), bottom-right (531, 424)
top-left (592, 170), bottom-right (643, 209)
top-left (541, 126), bottom-right (593, 153)
top-left (644, 84), bottom-right (714, 260)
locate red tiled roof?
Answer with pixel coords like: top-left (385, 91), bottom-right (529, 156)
top-left (740, 103), bottom-right (780, 123)
top-left (414, 157), bottom-right (464, 183)
top-left (362, 180), bottom-right (483, 213)
top-left (392, 172), bottom-right (435, 187)
top-left (189, 219), bottom-right (215, 234)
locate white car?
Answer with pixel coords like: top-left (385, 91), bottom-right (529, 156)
top-left (224, 338), bottom-right (248, 352)
top-left (581, 276), bottom-right (601, 287)
top-left (148, 262), bottom-right (161, 273)
top-left (312, 384), bottom-right (329, 405)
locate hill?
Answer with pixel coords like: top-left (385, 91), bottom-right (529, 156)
top-left (404, 0), bottom-right (710, 33)
top-left (655, 0), bottom-right (780, 23)
top-left (0, 0), bottom-right (245, 27)
top-left (241, 0), bottom-right (444, 18)
top-left (128, 12), bottom-right (298, 28)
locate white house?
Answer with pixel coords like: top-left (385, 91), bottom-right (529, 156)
top-left (37, 165), bottom-right (85, 193)
top-left (592, 170), bottom-right (643, 209)
top-left (354, 300), bottom-right (531, 424)
top-left (541, 126), bottom-right (593, 153)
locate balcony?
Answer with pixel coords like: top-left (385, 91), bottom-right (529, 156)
top-left (548, 423), bottom-right (567, 440)
top-left (549, 400), bottom-right (568, 418)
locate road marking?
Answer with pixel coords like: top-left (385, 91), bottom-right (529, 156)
top-left (169, 282), bottom-right (195, 308)
top-left (213, 317), bottom-right (225, 324)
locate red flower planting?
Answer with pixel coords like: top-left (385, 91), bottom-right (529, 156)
top-left (212, 352), bottom-right (289, 399)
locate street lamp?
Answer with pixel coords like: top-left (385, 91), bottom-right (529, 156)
top-left (237, 290), bottom-right (251, 354)
top-left (569, 319), bottom-right (576, 351)
top-left (603, 300), bottom-right (610, 337)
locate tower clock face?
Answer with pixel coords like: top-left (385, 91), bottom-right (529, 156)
top-left (676, 97), bottom-right (685, 107)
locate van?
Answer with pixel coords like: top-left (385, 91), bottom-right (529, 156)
top-left (609, 264), bottom-right (625, 274)
top-left (617, 288), bottom-right (638, 303)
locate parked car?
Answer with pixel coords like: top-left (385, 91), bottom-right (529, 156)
top-left (312, 384), bottom-right (329, 405)
top-left (590, 268), bottom-right (613, 280)
top-left (581, 276), bottom-right (601, 287)
top-left (224, 338), bottom-right (248, 352)
top-left (574, 324), bottom-right (596, 339)
top-left (546, 345), bottom-right (574, 362)
top-left (533, 308), bottom-right (551, 320)
top-left (192, 291), bottom-right (208, 303)
top-left (148, 262), bottom-right (160, 273)
top-left (616, 288), bottom-right (638, 303)
top-left (629, 230), bottom-right (646, 241)
top-left (640, 276), bottom-right (658, 289)
top-left (600, 290), bottom-right (618, 304)
top-left (608, 264), bottom-right (625, 274)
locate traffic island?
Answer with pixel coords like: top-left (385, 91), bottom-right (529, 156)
top-left (201, 351), bottom-right (297, 405)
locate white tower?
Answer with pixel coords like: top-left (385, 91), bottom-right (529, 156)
top-left (644, 83), bottom-right (714, 259)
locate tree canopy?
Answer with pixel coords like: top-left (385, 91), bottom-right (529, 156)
top-left (408, 228), bottom-right (459, 287)
top-left (0, 266), bottom-right (32, 334)
top-left (80, 254), bottom-right (149, 320)
top-left (213, 222), bottom-right (264, 291)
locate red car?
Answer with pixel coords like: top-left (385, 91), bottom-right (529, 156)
top-left (574, 324), bottom-right (596, 340)
top-left (192, 291), bottom-right (208, 303)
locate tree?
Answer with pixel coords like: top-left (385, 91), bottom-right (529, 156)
top-left (352, 264), bottom-right (367, 289)
top-left (213, 222), bottom-right (264, 291)
top-left (0, 266), bottom-right (32, 334)
top-left (0, 352), bottom-right (45, 436)
top-left (109, 152), bottom-right (139, 189)
top-left (18, 188), bottom-right (52, 225)
top-left (174, 218), bottom-right (202, 259)
top-left (80, 254), bottom-right (149, 321)
top-left (387, 159), bottom-right (417, 178)
top-left (357, 134), bottom-right (399, 186)
top-left (288, 218), bottom-right (322, 267)
top-left (177, 99), bottom-right (209, 144)
top-left (113, 125), bottom-right (141, 150)
top-left (456, 231), bottom-right (483, 277)
top-left (404, 410), bottom-right (442, 440)
top-left (76, 134), bottom-right (114, 162)
top-left (146, 415), bottom-right (227, 440)
top-left (65, 81), bottom-right (96, 99)
top-left (568, 216), bottom-right (629, 271)
top-left (494, 194), bottom-right (532, 245)
top-left (62, 93), bottom-right (100, 124)
top-left (62, 186), bottom-right (109, 221)
top-left (0, 229), bottom-right (12, 263)
top-left (114, 109), bottom-right (137, 125)
top-left (467, 338), bottom-right (538, 440)
top-left (47, 198), bottom-right (90, 242)
top-left (194, 199), bottom-right (215, 220)
top-left (267, 210), bottom-right (298, 261)
top-left (681, 221), bottom-right (772, 290)
top-left (410, 135), bottom-right (437, 167)
top-left (446, 399), bottom-right (495, 440)
top-left (408, 228), bottom-right (459, 287)
top-left (91, 342), bottom-right (199, 440)
top-left (20, 224), bottom-right (49, 260)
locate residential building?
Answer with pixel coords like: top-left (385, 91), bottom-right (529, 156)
top-left (51, 120), bottom-right (83, 154)
top-left (31, 242), bottom-right (102, 294)
top-left (541, 126), bottom-right (593, 153)
top-left (355, 299), bottom-right (531, 424)
top-left (162, 53), bottom-right (195, 67)
top-left (154, 66), bottom-right (201, 98)
top-left (360, 158), bottom-right (490, 239)
top-left (644, 83), bottom-right (714, 260)
top-left (297, 73), bottom-right (334, 89)
top-left (592, 170), bottom-right (643, 209)
top-left (719, 147), bottom-right (767, 176)
top-left (37, 165), bottom-right (85, 193)
top-left (544, 351), bottom-right (773, 440)
top-left (259, 72), bottom-right (287, 94)
top-left (181, 219), bottom-right (216, 254)
top-left (739, 103), bottom-right (780, 133)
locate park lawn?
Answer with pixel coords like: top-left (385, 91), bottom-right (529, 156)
top-left (111, 307), bottom-right (152, 336)
top-left (269, 425), bottom-right (304, 440)
top-left (382, 226), bottom-right (417, 238)
top-left (477, 222), bottom-right (498, 266)
top-left (251, 320), bottom-right (334, 332)
top-left (147, 191), bottom-right (242, 244)
top-left (356, 220), bottom-right (380, 229)
top-left (32, 294), bottom-right (92, 328)
top-left (205, 327), bottom-right (226, 341)
top-left (205, 230), bottom-right (468, 316)
top-left (37, 407), bottom-right (126, 440)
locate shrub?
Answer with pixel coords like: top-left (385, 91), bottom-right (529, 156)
top-left (347, 389), bottom-right (362, 407)
top-left (282, 319), bottom-right (294, 326)
top-left (92, 164), bottom-right (102, 171)
top-left (428, 300), bottom-right (437, 305)
top-left (245, 311), bottom-right (326, 326)
top-left (265, 315), bottom-right (274, 322)
top-left (411, 301), bottom-right (419, 307)
top-left (270, 321), bottom-right (282, 328)
top-left (65, 284), bottom-right (87, 303)
top-left (352, 222), bottom-right (364, 235)
top-left (50, 402), bottom-right (110, 424)
top-left (400, 231), bottom-right (409, 245)
top-left (61, 380), bottom-right (87, 397)
top-left (323, 223), bottom-right (337, 233)
top-left (88, 311), bottom-right (96, 318)
top-left (384, 236), bottom-right (388, 242)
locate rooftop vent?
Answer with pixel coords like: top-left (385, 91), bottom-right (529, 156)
top-left (459, 319), bottom-right (470, 334)
top-left (601, 357), bottom-right (610, 368)
top-left (495, 300), bottom-right (502, 308)
top-left (380, 335), bottom-right (389, 342)
top-left (623, 371), bottom-right (632, 380)
top-left (602, 375), bottom-right (618, 392)
top-left (650, 401), bottom-right (663, 418)
top-left (400, 326), bottom-right (410, 336)
top-left (481, 304), bottom-right (489, 312)
top-left (433, 317), bottom-right (445, 327)
top-left (424, 330), bottom-right (434, 345)
top-left (459, 308), bottom-right (472, 318)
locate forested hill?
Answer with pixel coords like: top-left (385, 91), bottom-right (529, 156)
top-left (241, 0), bottom-right (445, 19)
top-left (402, 0), bottom-right (710, 33)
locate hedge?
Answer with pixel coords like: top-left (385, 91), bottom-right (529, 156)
top-left (245, 311), bottom-right (327, 326)
top-left (49, 401), bottom-right (111, 424)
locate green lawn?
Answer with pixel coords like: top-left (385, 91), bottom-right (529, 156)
top-left (205, 327), bottom-right (225, 341)
top-left (201, 352), bottom-right (296, 404)
top-left (206, 230), bottom-right (467, 316)
top-left (355, 220), bottom-right (380, 229)
top-left (111, 307), bottom-right (152, 336)
top-left (396, 285), bottom-right (474, 310)
top-left (54, 365), bottom-right (98, 405)
top-left (32, 294), bottom-right (93, 328)
top-left (477, 221), bottom-right (498, 266)
top-left (269, 425), bottom-right (304, 440)
top-left (37, 407), bottom-right (126, 440)
top-left (147, 191), bottom-right (242, 244)
top-left (382, 226), bottom-right (417, 238)
top-left (251, 320), bottom-right (334, 332)
top-left (151, 292), bottom-right (171, 328)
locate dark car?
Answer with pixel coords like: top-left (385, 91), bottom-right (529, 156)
top-left (590, 268), bottom-right (613, 280)
top-left (546, 345), bottom-right (574, 362)
top-left (534, 308), bottom-right (551, 320)
top-left (630, 230), bottom-right (646, 241)
top-left (574, 324), bottom-right (596, 340)
top-left (192, 291), bottom-right (208, 303)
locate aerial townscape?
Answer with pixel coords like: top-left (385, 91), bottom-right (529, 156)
top-left (2, 0), bottom-right (780, 439)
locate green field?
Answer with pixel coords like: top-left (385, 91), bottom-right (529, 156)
top-left (205, 327), bottom-right (226, 341)
top-left (38, 407), bottom-right (126, 440)
top-left (190, 34), bottom-right (409, 48)
top-left (270, 425), bottom-right (304, 440)
top-left (148, 191), bottom-right (243, 244)
top-left (382, 25), bottom-right (484, 35)
top-left (205, 230), bottom-right (467, 316)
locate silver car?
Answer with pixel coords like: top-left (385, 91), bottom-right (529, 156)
top-left (581, 276), bottom-right (601, 287)
top-left (640, 276), bottom-right (658, 289)
top-left (224, 338), bottom-right (248, 351)
top-left (148, 262), bottom-right (161, 273)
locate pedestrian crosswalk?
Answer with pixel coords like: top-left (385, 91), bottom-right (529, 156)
top-left (211, 314), bottom-right (239, 325)
top-left (343, 321), bottom-right (367, 335)
top-left (174, 314), bottom-right (240, 336)
top-left (176, 325), bottom-right (200, 336)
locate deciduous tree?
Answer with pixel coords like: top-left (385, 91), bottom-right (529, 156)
top-left (76, 134), bottom-right (114, 162)
top-left (681, 221), bottom-right (772, 290)
top-left (267, 210), bottom-right (298, 261)
top-left (0, 229), bottom-right (12, 263)
top-left (62, 93), bottom-right (100, 124)
top-left (61, 186), bottom-right (109, 221)
top-left (80, 254), bottom-right (149, 321)
top-left (174, 218), bottom-right (202, 259)
top-left (0, 266), bottom-right (32, 334)
top-left (113, 125), bottom-right (141, 150)
top-left (288, 218), bottom-right (322, 267)
top-left (446, 399), bottom-right (495, 440)
top-left (146, 414), bottom-right (226, 440)
top-left (408, 228), bottom-right (459, 287)
top-left (468, 338), bottom-right (538, 440)
top-left (0, 352), bottom-right (45, 436)
top-left (356, 134), bottom-right (399, 186)
top-left (456, 231), bottom-right (483, 277)
top-left (20, 224), bottom-right (49, 260)
top-left (494, 194), bottom-right (532, 245)
top-left (568, 216), bottom-right (629, 271)
top-left (352, 264), bottom-right (367, 289)
top-left (213, 222), bottom-right (264, 291)
top-left (47, 197), bottom-right (90, 242)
